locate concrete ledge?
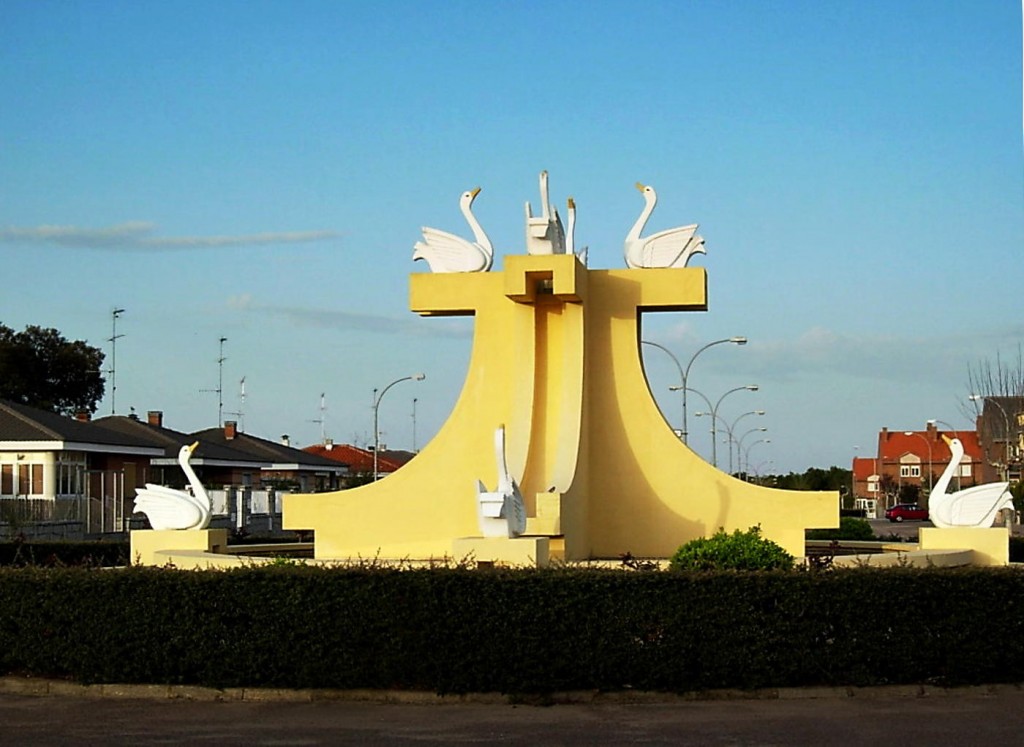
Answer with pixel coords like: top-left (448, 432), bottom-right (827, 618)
top-left (452, 536), bottom-right (550, 567)
top-left (3, 676), bottom-right (1021, 705)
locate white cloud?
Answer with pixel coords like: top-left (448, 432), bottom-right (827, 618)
top-left (0, 223), bottom-right (339, 250)
top-left (227, 297), bottom-right (472, 339)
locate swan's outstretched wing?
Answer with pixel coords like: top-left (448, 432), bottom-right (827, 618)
top-left (638, 224), bottom-right (701, 267)
top-left (413, 227), bottom-right (488, 273)
top-left (947, 483), bottom-right (1013, 526)
top-left (134, 487), bottom-right (206, 531)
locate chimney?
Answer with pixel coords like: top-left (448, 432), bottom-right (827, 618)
top-left (281, 434), bottom-right (290, 447)
top-left (225, 421), bottom-right (237, 440)
top-left (325, 438), bottom-right (333, 450)
top-left (147, 411), bottom-right (163, 427)
top-left (74, 411), bottom-right (91, 422)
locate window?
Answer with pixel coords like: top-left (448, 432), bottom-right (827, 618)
top-left (868, 481), bottom-right (878, 493)
top-left (960, 464), bottom-right (972, 478)
top-left (900, 465), bottom-right (921, 478)
top-left (1, 465), bottom-right (11, 495)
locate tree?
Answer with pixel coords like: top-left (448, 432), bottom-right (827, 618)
top-left (0, 323), bottom-right (105, 415)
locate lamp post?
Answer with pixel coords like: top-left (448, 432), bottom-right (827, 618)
top-left (640, 341), bottom-right (685, 438)
top-left (737, 426), bottom-right (769, 475)
top-left (642, 337), bottom-right (747, 444)
top-left (373, 373), bottom-right (425, 481)
top-left (709, 385), bottom-right (758, 468)
top-left (744, 438), bottom-right (771, 479)
top-left (969, 394), bottom-right (1011, 481)
top-left (728, 410), bottom-right (765, 473)
top-left (903, 431), bottom-right (934, 493)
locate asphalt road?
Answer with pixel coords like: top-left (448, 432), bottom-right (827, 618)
top-left (3, 688), bottom-right (1024, 746)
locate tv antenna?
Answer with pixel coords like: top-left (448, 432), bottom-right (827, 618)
top-left (308, 392), bottom-right (327, 444)
top-left (200, 336), bottom-right (228, 425)
top-left (224, 376), bottom-right (246, 431)
top-left (107, 307), bottom-right (125, 414)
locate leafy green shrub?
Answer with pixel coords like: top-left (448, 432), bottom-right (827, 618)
top-left (669, 526), bottom-right (794, 571)
top-left (806, 517), bottom-right (875, 542)
top-left (0, 540), bottom-right (129, 567)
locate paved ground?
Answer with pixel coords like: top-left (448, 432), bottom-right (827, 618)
top-left (3, 685), bottom-right (1024, 746)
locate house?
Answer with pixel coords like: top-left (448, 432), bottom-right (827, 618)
top-left (867, 423), bottom-right (983, 511)
top-left (92, 411), bottom-right (268, 490)
top-left (190, 421), bottom-right (348, 493)
top-left (0, 399), bottom-right (165, 532)
top-left (303, 439), bottom-right (415, 486)
top-left (972, 396), bottom-right (1023, 483)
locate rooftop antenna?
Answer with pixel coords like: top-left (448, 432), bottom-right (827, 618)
top-left (107, 308), bottom-right (125, 415)
top-left (307, 392), bottom-right (327, 444)
top-left (224, 376), bottom-right (246, 431)
top-left (200, 336), bottom-right (228, 426)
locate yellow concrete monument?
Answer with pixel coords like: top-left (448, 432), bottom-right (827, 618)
top-left (282, 177), bottom-right (838, 563)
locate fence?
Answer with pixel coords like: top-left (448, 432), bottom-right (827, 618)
top-left (0, 486), bottom-right (291, 540)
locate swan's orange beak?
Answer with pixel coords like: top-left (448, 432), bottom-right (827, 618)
top-left (567, 197), bottom-right (575, 210)
top-left (635, 182), bottom-right (646, 192)
top-left (470, 187), bottom-right (481, 198)
top-left (188, 441), bottom-right (199, 454)
top-left (941, 434), bottom-right (953, 447)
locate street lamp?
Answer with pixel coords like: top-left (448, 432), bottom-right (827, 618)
top-left (744, 438), bottom-right (771, 478)
top-left (737, 426), bottom-right (769, 474)
top-left (373, 373), bottom-right (425, 481)
top-left (728, 410), bottom-right (765, 473)
top-left (709, 385), bottom-right (758, 467)
top-left (642, 336), bottom-right (747, 444)
top-left (969, 394), bottom-right (1011, 481)
top-left (640, 341), bottom-right (685, 438)
top-left (903, 431), bottom-right (934, 493)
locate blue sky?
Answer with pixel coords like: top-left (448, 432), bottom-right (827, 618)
top-left (1, 1), bottom-right (1021, 473)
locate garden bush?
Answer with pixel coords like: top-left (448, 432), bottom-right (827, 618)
top-left (669, 526), bottom-right (794, 571)
top-left (806, 517), bottom-right (875, 542)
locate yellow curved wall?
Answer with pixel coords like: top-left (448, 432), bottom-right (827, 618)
top-left (283, 256), bottom-right (838, 561)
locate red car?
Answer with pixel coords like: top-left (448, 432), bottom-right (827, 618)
top-left (885, 503), bottom-right (930, 522)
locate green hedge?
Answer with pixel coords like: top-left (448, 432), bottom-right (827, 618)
top-left (0, 541), bottom-right (129, 567)
top-left (2, 565), bottom-right (1024, 694)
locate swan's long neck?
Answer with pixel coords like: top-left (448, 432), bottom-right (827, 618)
top-left (179, 449), bottom-right (210, 508)
top-left (626, 191), bottom-right (657, 245)
top-left (495, 425), bottom-right (512, 495)
top-left (539, 171), bottom-right (551, 220)
top-left (566, 200), bottom-right (576, 255)
top-left (461, 200), bottom-right (492, 257)
top-left (931, 439), bottom-right (962, 502)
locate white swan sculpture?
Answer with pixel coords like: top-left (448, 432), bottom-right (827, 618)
top-left (929, 434), bottom-right (1013, 528)
top-left (474, 425), bottom-right (527, 538)
top-left (624, 183), bottom-right (706, 269)
top-left (566, 197), bottom-right (588, 266)
top-left (413, 187), bottom-right (494, 273)
top-left (134, 441), bottom-right (212, 531)
top-left (525, 170), bottom-right (566, 255)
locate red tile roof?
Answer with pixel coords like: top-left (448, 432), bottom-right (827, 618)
top-left (878, 429), bottom-right (982, 462)
top-left (303, 443), bottom-right (403, 473)
top-left (852, 457), bottom-right (877, 480)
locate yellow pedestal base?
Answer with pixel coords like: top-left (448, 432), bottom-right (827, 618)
top-left (452, 536), bottom-right (550, 568)
top-left (131, 529), bottom-right (228, 568)
top-left (919, 527), bottom-right (1009, 566)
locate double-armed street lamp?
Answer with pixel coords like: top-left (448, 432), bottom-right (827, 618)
top-left (641, 337), bottom-right (747, 444)
top-left (903, 431), bottom-right (934, 492)
top-left (708, 385), bottom-right (759, 468)
top-left (373, 373), bottom-right (425, 481)
top-left (744, 438), bottom-right (771, 478)
top-left (737, 425), bottom-right (769, 474)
